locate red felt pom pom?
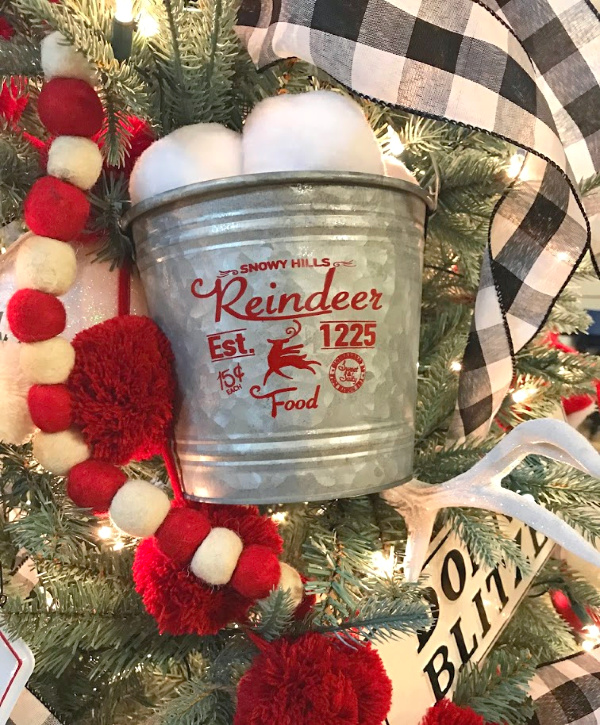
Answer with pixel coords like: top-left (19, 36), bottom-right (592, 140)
top-left (24, 176), bottom-right (90, 241)
top-left (230, 545), bottom-right (281, 600)
top-left (234, 633), bottom-right (392, 725)
top-left (37, 78), bottom-right (103, 137)
top-left (28, 384), bottom-right (72, 432)
top-left (7, 289), bottom-right (66, 342)
top-left (133, 500), bottom-right (282, 635)
top-left (419, 699), bottom-right (485, 725)
top-left (68, 315), bottom-right (175, 465)
top-left (155, 506), bottom-right (212, 566)
top-left (0, 17), bottom-right (14, 40)
top-left (67, 460), bottom-right (127, 514)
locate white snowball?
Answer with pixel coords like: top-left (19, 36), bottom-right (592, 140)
top-left (109, 480), bottom-right (170, 538)
top-left (242, 90), bottom-right (384, 176)
top-left (190, 527), bottom-right (244, 586)
top-left (20, 337), bottom-right (75, 384)
top-left (129, 123), bottom-right (243, 204)
top-left (41, 31), bottom-right (96, 84)
top-left (15, 235), bottom-right (77, 295)
top-left (383, 157), bottom-right (419, 185)
top-left (277, 562), bottom-right (304, 608)
top-left (47, 137), bottom-right (103, 191)
top-left (33, 429), bottom-right (89, 475)
top-left (0, 341), bottom-right (35, 445)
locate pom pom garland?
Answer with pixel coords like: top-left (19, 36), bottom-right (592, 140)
top-left (28, 384), bottom-right (72, 432)
top-left (40, 32), bottom-right (96, 84)
top-left (242, 91), bottom-right (384, 176)
top-left (278, 561), bottom-right (305, 608)
top-left (47, 136), bottom-right (103, 190)
top-left (419, 699), bottom-right (485, 725)
top-left (233, 633), bottom-right (392, 725)
top-left (24, 176), bottom-right (90, 241)
top-left (7, 289), bottom-right (66, 342)
top-left (33, 428), bottom-right (90, 475)
top-left (67, 460), bottom-right (127, 514)
top-left (109, 479), bottom-right (171, 538)
top-left (129, 123), bottom-right (242, 204)
top-left (37, 78), bottom-right (103, 137)
top-left (68, 316), bottom-right (175, 465)
top-left (19, 337), bottom-right (75, 384)
top-left (230, 544), bottom-right (281, 600)
top-left (154, 507), bottom-right (212, 566)
top-left (190, 527), bottom-right (244, 586)
top-left (0, 341), bottom-right (35, 445)
top-left (15, 235), bottom-right (77, 296)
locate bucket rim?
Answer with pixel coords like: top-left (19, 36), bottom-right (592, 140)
top-left (121, 170), bottom-right (434, 231)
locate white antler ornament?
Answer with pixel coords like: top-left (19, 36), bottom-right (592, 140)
top-left (383, 419), bottom-right (600, 582)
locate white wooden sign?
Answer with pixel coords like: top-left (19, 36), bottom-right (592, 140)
top-left (377, 517), bottom-right (554, 725)
top-left (0, 628), bottom-right (34, 725)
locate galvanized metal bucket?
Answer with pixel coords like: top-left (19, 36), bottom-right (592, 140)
top-left (123, 172), bottom-right (430, 504)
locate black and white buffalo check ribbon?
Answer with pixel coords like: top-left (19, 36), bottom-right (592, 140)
top-left (529, 646), bottom-right (600, 724)
top-left (236, 0), bottom-right (600, 442)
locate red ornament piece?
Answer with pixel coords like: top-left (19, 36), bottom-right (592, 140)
top-left (37, 78), bottom-right (103, 137)
top-left (230, 545), bottom-right (281, 600)
top-left (28, 384), bottom-right (72, 432)
top-left (154, 506), bottom-right (212, 566)
top-left (24, 176), bottom-right (90, 241)
top-left (419, 699), bottom-right (485, 725)
top-left (234, 633), bottom-right (392, 725)
top-left (133, 500), bottom-right (282, 635)
top-left (67, 460), bottom-right (127, 514)
top-left (7, 289), bottom-right (66, 342)
top-left (68, 316), bottom-right (175, 465)
top-left (0, 17), bottom-right (14, 40)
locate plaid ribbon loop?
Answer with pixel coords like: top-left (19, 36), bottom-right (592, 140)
top-left (237, 0), bottom-right (600, 441)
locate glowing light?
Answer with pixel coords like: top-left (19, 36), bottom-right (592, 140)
top-left (506, 153), bottom-right (524, 179)
top-left (137, 12), bottom-right (159, 37)
top-left (512, 387), bottom-right (538, 404)
top-left (583, 638), bottom-right (596, 651)
top-left (115, 0), bottom-right (134, 23)
top-left (450, 360), bottom-right (462, 372)
top-left (585, 624), bottom-right (600, 639)
top-left (371, 546), bottom-right (396, 578)
top-left (271, 511), bottom-right (288, 525)
top-left (557, 252), bottom-right (570, 262)
top-left (113, 540), bottom-right (125, 551)
top-left (387, 126), bottom-right (405, 156)
top-left (97, 525), bottom-right (114, 540)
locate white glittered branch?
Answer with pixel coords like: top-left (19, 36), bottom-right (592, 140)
top-left (383, 418), bottom-right (600, 582)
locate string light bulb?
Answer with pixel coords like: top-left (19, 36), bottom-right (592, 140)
top-left (371, 546), bottom-right (396, 578)
top-left (97, 525), bottom-right (114, 540)
top-left (386, 126), bottom-right (405, 156)
top-left (113, 540), bottom-right (125, 551)
top-left (114, 0), bottom-right (134, 22)
top-left (137, 12), bottom-right (160, 38)
top-left (271, 511), bottom-right (288, 525)
top-left (450, 360), bottom-right (462, 372)
top-left (512, 386), bottom-right (538, 404)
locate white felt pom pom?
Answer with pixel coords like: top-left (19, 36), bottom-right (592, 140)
top-left (190, 527), bottom-right (244, 586)
top-left (129, 123), bottom-right (242, 204)
top-left (242, 90), bottom-right (384, 176)
top-left (20, 337), bottom-right (75, 384)
top-left (15, 235), bottom-right (77, 295)
top-left (277, 562), bottom-right (304, 608)
top-left (47, 137), bottom-right (103, 191)
top-left (109, 480), bottom-right (170, 538)
top-left (0, 341), bottom-right (35, 445)
top-left (41, 31), bottom-right (96, 84)
top-left (33, 429), bottom-right (90, 475)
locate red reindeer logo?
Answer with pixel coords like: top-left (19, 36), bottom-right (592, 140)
top-left (263, 320), bottom-right (321, 384)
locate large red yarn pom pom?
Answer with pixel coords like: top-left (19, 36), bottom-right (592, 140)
top-left (67, 460), bottom-right (127, 514)
top-left (28, 384), bottom-right (72, 432)
top-left (37, 78), bottom-right (103, 137)
top-left (24, 176), bottom-right (90, 241)
top-left (68, 315), bottom-right (175, 465)
top-left (7, 289), bottom-right (66, 342)
top-left (154, 506), bottom-right (212, 566)
top-left (234, 633), bottom-right (392, 725)
top-left (230, 545), bottom-right (281, 600)
top-left (419, 699), bottom-right (485, 725)
top-left (133, 500), bottom-right (282, 635)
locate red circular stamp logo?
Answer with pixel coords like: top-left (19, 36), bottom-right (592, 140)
top-left (329, 352), bottom-right (366, 394)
